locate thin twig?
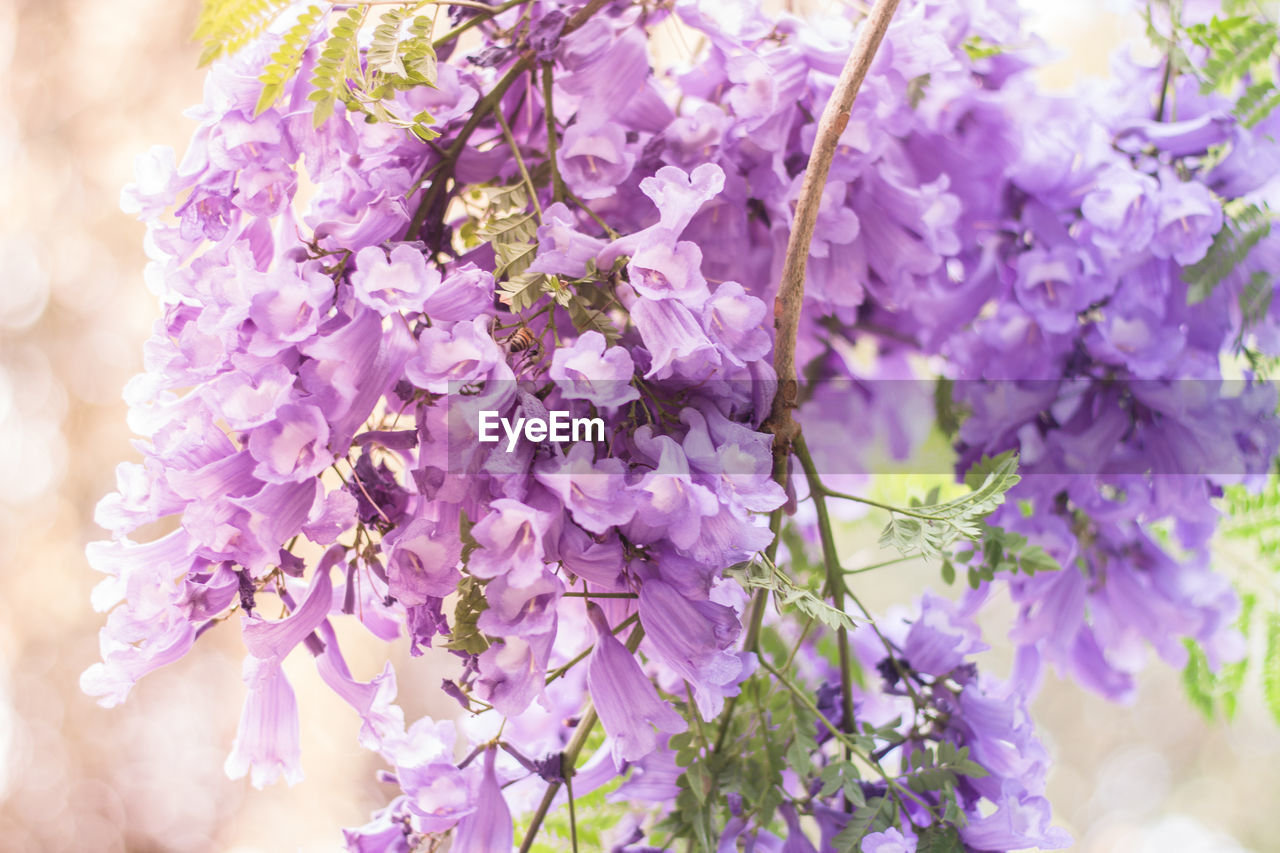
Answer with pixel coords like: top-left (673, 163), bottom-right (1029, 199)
top-left (493, 104), bottom-right (543, 219)
top-left (792, 433), bottom-right (855, 735)
top-left (764, 0), bottom-right (904, 469)
top-left (736, 0), bottom-right (903, 679)
top-left (404, 0), bottom-right (613, 241)
top-left (541, 60), bottom-right (566, 203)
top-left (431, 0), bottom-right (532, 48)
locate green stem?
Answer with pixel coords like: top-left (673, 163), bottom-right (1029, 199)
top-left (405, 0), bottom-right (613, 241)
top-left (493, 104), bottom-right (543, 219)
top-left (792, 436), bottom-right (926, 711)
top-left (561, 184), bottom-right (620, 238)
top-left (431, 0), bottom-right (533, 48)
top-left (715, 507), bottom-right (784, 754)
top-left (565, 774), bottom-right (580, 853)
top-left (544, 612), bottom-right (638, 684)
top-left (792, 433), bottom-right (855, 736)
top-left (541, 60), bottom-right (565, 203)
top-left (843, 554), bottom-right (917, 575)
top-left (741, 507), bottom-right (784, 653)
top-left (820, 487), bottom-right (948, 522)
top-left (758, 658), bottom-right (934, 817)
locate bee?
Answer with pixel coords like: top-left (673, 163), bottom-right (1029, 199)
top-left (506, 326), bottom-right (539, 354)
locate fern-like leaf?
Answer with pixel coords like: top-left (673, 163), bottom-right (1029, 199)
top-left (308, 7), bottom-right (364, 128)
top-left (879, 452), bottom-right (1021, 560)
top-left (1264, 611), bottom-right (1280, 725)
top-left (255, 5), bottom-right (325, 116)
top-left (368, 7), bottom-right (412, 77)
top-left (195, 0), bottom-right (293, 67)
top-left (499, 272), bottom-right (554, 312)
top-left (1184, 199), bottom-right (1273, 307)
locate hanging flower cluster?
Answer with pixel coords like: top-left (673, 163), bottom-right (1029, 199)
top-left (91, 0), bottom-right (1280, 849)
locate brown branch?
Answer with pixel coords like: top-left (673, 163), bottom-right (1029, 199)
top-left (403, 0), bottom-right (614, 241)
top-left (765, 0), bottom-right (904, 475)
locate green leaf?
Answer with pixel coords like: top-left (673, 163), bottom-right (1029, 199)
top-left (565, 290), bottom-right (622, 343)
top-left (494, 239), bottom-right (538, 278)
top-left (480, 211), bottom-right (539, 246)
top-left (725, 554), bottom-right (867, 633)
top-left (255, 5), bottom-right (324, 115)
top-left (1183, 199), bottom-right (1272, 307)
top-left (1219, 593), bottom-right (1256, 721)
top-left (879, 452), bottom-right (1020, 560)
top-left (1017, 543), bottom-right (1061, 575)
top-left (1263, 611), bottom-right (1280, 724)
top-left (308, 7), bottom-right (363, 128)
top-left (196, 0), bottom-right (294, 66)
top-left (832, 797), bottom-right (886, 852)
top-left (443, 574), bottom-right (491, 654)
top-left (962, 35), bottom-right (1003, 60)
top-left (916, 824), bottom-right (966, 853)
top-left (367, 6), bottom-right (411, 76)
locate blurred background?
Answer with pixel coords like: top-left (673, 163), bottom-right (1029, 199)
top-left (0, 0), bottom-right (1275, 850)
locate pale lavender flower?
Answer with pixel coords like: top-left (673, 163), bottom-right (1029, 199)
top-left (351, 244), bottom-right (440, 316)
top-left (450, 749), bottom-right (513, 853)
top-left (224, 655), bottom-right (304, 788)
top-left (1150, 176), bottom-right (1223, 265)
top-left (558, 123), bottom-right (637, 200)
top-left (638, 575), bottom-right (742, 719)
top-left (549, 331), bottom-right (640, 409)
top-left (861, 828), bottom-right (916, 853)
top-left (585, 603), bottom-right (687, 766)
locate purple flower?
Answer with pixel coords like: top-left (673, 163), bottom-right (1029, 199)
top-left (247, 403), bottom-right (333, 483)
top-left (631, 297), bottom-right (720, 381)
top-left (628, 241), bottom-right (709, 306)
top-left (120, 145), bottom-right (178, 221)
top-left (1082, 166), bottom-right (1158, 254)
top-left (351, 244), bottom-right (439, 316)
top-left (702, 282), bottom-right (770, 367)
top-left (960, 795), bottom-right (1070, 850)
top-left (382, 517), bottom-right (463, 605)
top-left (529, 202), bottom-right (608, 278)
top-left (860, 827), bottom-right (916, 853)
top-left (628, 434), bottom-right (720, 550)
top-left (342, 799), bottom-right (413, 853)
top-left (404, 316), bottom-right (506, 393)
top-left (427, 264), bottom-right (493, 322)
top-left (244, 264), bottom-right (333, 357)
top-left (234, 163), bottom-right (297, 217)
top-left (477, 569), bottom-right (563, 637)
top-left (468, 498), bottom-right (554, 586)
top-left (1013, 247), bottom-right (1094, 334)
top-left (558, 123), bottom-right (637, 200)
top-left (535, 443), bottom-right (635, 534)
top-left (1150, 177), bottom-right (1223, 265)
top-left (450, 749), bottom-right (513, 853)
top-left (224, 655), bottom-right (303, 788)
top-left (80, 588), bottom-right (195, 707)
top-left (530, 9), bottom-right (567, 60)
top-left (902, 592), bottom-right (989, 677)
top-left (549, 331), bottom-right (640, 409)
top-left (638, 576), bottom-right (742, 719)
top-left (240, 547), bottom-right (337, 658)
top-left (475, 634), bottom-right (554, 715)
top-left (586, 603), bottom-right (687, 766)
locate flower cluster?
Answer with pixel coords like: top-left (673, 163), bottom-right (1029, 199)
top-left (91, 0), bottom-right (1280, 849)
